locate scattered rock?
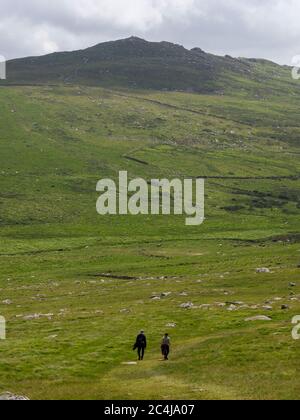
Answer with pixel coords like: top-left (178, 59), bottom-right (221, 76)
top-left (289, 283), bottom-right (296, 287)
top-left (262, 305), bottom-right (273, 311)
top-left (166, 323), bottom-right (177, 328)
top-left (0, 392), bottom-right (29, 401)
top-left (161, 292), bottom-right (172, 298)
top-left (198, 304), bottom-right (211, 310)
top-left (59, 309), bottom-right (67, 314)
top-left (256, 268), bottom-right (271, 273)
top-left (192, 387), bottom-right (206, 393)
top-left (151, 292), bottom-right (172, 300)
top-left (47, 335), bottom-right (58, 340)
top-left (227, 304), bottom-right (238, 311)
top-left (281, 305), bottom-right (289, 310)
top-left (23, 313), bottom-right (54, 321)
top-left (226, 301), bottom-right (244, 306)
top-left (180, 302), bottom-right (194, 309)
top-left (215, 302), bottom-right (226, 308)
top-left (245, 316), bottom-right (272, 322)
top-left (120, 309), bottom-right (131, 314)
top-left (122, 362), bottom-right (137, 366)
top-left (2, 300), bottom-right (12, 305)
top-left (239, 305), bottom-right (251, 310)
top-left (31, 294), bottom-right (47, 302)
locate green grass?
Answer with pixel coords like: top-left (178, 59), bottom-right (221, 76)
top-left (0, 85), bottom-right (299, 400)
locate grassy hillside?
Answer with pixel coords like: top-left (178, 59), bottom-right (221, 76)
top-left (0, 84), bottom-right (299, 400)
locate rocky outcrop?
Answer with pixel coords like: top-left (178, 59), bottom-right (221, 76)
top-left (0, 392), bottom-right (29, 401)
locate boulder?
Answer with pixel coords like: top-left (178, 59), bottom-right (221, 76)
top-left (215, 302), bottom-right (226, 308)
top-left (161, 292), bottom-right (172, 298)
top-left (245, 316), bottom-right (272, 322)
top-left (226, 301), bottom-right (244, 306)
top-left (256, 268), bottom-right (271, 273)
top-left (2, 300), bottom-right (12, 305)
top-left (262, 305), bottom-right (273, 311)
top-left (0, 392), bottom-right (29, 401)
top-left (227, 304), bottom-right (238, 311)
top-left (180, 302), bottom-right (194, 309)
top-left (23, 313), bottom-right (53, 321)
top-left (120, 308), bottom-right (131, 313)
top-left (199, 304), bottom-right (211, 310)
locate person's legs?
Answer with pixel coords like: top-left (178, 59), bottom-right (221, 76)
top-left (161, 345), bottom-right (169, 360)
top-left (165, 345), bottom-right (170, 360)
top-left (138, 346), bottom-right (145, 360)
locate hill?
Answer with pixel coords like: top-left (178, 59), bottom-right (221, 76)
top-left (2, 37), bottom-right (299, 97)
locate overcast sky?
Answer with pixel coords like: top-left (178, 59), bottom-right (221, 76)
top-left (0, 0), bottom-right (299, 64)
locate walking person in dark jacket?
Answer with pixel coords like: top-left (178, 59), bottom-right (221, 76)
top-left (134, 330), bottom-right (147, 360)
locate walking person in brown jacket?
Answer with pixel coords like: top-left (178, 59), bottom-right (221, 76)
top-left (161, 333), bottom-right (170, 360)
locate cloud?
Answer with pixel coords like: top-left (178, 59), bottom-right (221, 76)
top-left (0, 0), bottom-right (299, 64)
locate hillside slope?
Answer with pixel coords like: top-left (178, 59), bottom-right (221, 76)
top-left (0, 85), bottom-right (299, 399)
top-left (2, 37), bottom-right (299, 97)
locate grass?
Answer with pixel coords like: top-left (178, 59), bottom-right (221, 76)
top-left (0, 85), bottom-right (299, 400)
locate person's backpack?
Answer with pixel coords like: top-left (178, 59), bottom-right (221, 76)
top-left (137, 334), bottom-right (146, 347)
top-left (162, 336), bottom-right (170, 346)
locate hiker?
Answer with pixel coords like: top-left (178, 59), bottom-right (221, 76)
top-left (133, 330), bottom-right (147, 360)
top-left (161, 333), bottom-right (170, 360)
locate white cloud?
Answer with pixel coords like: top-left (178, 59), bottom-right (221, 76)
top-left (0, 0), bottom-right (299, 63)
